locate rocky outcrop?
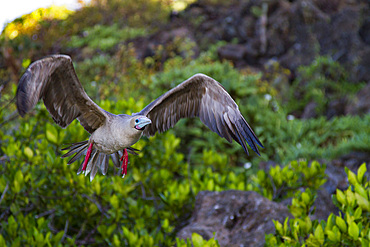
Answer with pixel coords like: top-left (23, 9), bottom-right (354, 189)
top-left (177, 0), bottom-right (370, 83)
top-left (346, 83), bottom-right (370, 116)
top-left (176, 190), bottom-right (291, 247)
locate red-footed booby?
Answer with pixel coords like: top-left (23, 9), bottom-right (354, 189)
top-left (16, 55), bottom-right (264, 181)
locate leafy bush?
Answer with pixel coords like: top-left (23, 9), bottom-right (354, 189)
top-left (253, 160), bottom-right (327, 201)
top-left (285, 56), bottom-right (364, 117)
top-left (0, 1), bottom-right (369, 246)
top-left (176, 233), bottom-right (220, 247)
top-left (68, 24), bottom-right (147, 52)
top-left (266, 163), bottom-right (370, 246)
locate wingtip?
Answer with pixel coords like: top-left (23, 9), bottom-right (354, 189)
top-left (16, 70), bottom-right (31, 117)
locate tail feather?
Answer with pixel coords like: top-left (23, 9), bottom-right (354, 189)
top-left (61, 141), bottom-right (88, 151)
top-left (62, 142), bottom-right (88, 158)
top-left (90, 153), bottom-right (101, 181)
top-left (100, 155), bottom-right (109, 175)
top-left (85, 150), bottom-right (98, 176)
top-left (127, 147), bottom-right (140, 155)
top-left (77, 159), bottom-right (84, 175)
top-left (61, 140), bottom-right (141, 179)
top-left (67, 146), bottom-right (87, 164)
top-left (111, 152), bottom-right (120, 167)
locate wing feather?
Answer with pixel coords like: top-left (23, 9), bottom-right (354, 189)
top-left (16, 54), bottom-right (108, 134)
top-left (137, 73), bottom-right (263, 155)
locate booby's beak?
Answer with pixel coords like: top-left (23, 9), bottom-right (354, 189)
top-left (134, 117), bottom-right (152, 130)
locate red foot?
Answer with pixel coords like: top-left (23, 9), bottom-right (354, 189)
top-left (120, 149), bottom-right (128, 178)
top-left (82, 142), bottom-right (94, 171)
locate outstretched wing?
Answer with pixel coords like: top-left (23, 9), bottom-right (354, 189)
top-left (136, 73), bottom-right (263, 155)
top-left (16, 54), bottom-right (108, 134)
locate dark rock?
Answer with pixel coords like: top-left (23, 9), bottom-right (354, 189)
top-left (176, 190), bottom-right (291, 247)
top-left (323, 151), bottom-right (370, 194)
top-left (302, 101), bottom-right (318, 119)
top-left (218, 44), bottom-right (248, 62)
top-left (326, 97), bottom-right (348, 119)
top-left (217, 43), bottom-right (259, 66)
top-left (346, 83), bottom-right (370, 115)
top-left (280, 187), bottom-right (338, 221)
top-left (312, 189), bottom-right (338, 220)
top-left (324, 160), bottom-right (348, 194)
top-left (359, 17), bottom-right (370, 45)
top-left (178, 0), bottom-right (370, 82)
top-left (308, 154), bottom-right (370, 220)
top-left (313, 0), bottom-right (344, 14)
top-left (132, 26), bottom-right (199, 63)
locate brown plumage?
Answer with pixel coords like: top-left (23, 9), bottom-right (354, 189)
top-left (16, 54), bottom-right (263, 181)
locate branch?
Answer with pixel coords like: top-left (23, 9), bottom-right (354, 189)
top-left (0, 183), bottom-right (9, 205)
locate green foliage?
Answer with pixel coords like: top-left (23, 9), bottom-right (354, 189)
top-left (285, 56), bottom-right (364, 116)
top-left (254, 160), bottom-right (326, 201)
top-left (266, 163), bottom-right (370, 246)
top-left (68, 24), bottom-right (147, 52)
top-left (1, 34), bottom-right (369, 245)
top-left (0, 6), bottom-right (73, 63)
top-left (2, 5), bottom-right (72, 40)
top-left (0, 1), bottom-right (369, 246)
top-left (176, 232), bottom-right (220, 247)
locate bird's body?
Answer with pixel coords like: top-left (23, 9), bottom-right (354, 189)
top-left (16, 54), bottom-right (264, 181)
top-left (91, 114), bottom-right (144, 154)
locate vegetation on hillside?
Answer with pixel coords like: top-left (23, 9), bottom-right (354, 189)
top-left (0, 0), bottom-right (368, 246)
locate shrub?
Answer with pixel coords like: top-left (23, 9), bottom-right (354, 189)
top-left (266, 163), bottom-right (370, 246)
top-left (253, 160), bottom-right (327, 201)
top-left (67, 24), bottom-right (147, 52)
top-left (285, 56), bottom-right (364, 117)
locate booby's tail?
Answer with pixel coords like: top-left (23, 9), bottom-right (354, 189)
top-left (61, 141), bottom-right (140, 181)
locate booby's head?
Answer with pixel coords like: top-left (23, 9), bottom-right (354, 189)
top-left (131, 116), bottom-right (152, 131)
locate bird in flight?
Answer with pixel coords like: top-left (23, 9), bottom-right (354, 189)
top-left (16, 55), bottom-right (263, 181)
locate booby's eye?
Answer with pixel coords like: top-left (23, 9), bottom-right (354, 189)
top-left (135, 119), bottom-right (139, 123)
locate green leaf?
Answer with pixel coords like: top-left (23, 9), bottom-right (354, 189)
top-left (107, 224), bottom-right (116, 236)
top-left (355, 193), bottom-right (370, 211)
top-left (336, 189), bottom-right (346, 206)
top-left (357, 163), bottom-right (367, 183)
top-left (346, 168), bottom-right (358, 186)
top-left (332, 226), bottom-right (341, 241)
top-left (274, 220), bottom-right (283, 235)
top-left (353, 207), bottom-right (362, 219)
top-left (13, 170), bottom-right (24, 193)
top-left (0, 234), bottom-right (6, 246)
top-left (283, 217), bottom-right (289, 235)
top-left (302, 192), bottom-right (310, 205)
top-left (45, 124), bottom-right (58, 145)
top-left (336, 216), bottom-right (347, 233)
top-left (314, 224), bottom-right (324, 242)
top-left (346, 190), bottom-right (356, 207)
top-left (109, 194), bottom-right (119, 210)
top-left (348, 221), bottom-right (359, 240)
top-left (325, 214), bottom-right (335, 232)
top-left (305, 216), bottom-right (312, 233)
top-left (192, 233), bottom-right (204, 247)
top-left (113, 234), bottom-right (120, 247)
top-left (24, 147), bottom-right (34, 159)
top-left (206, 179), bottom-right (214, 191)
top-left (162, 218), bottom-right (169, 229)
top-left (355, 184), bottom-right (368, 200)
top-left (326, 230), bottom-right (339, 242)
top-left (22, 58), bottom-right (31, 69)
top-left (53, 231), bottom-right (64, 244)
top-left (15, 170), bottom-right (24, 183)
top-left (362, 238), bottom-right (370, 247)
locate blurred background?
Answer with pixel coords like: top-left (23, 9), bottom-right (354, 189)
top-left (0, 0), bottom-right (369, 246)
